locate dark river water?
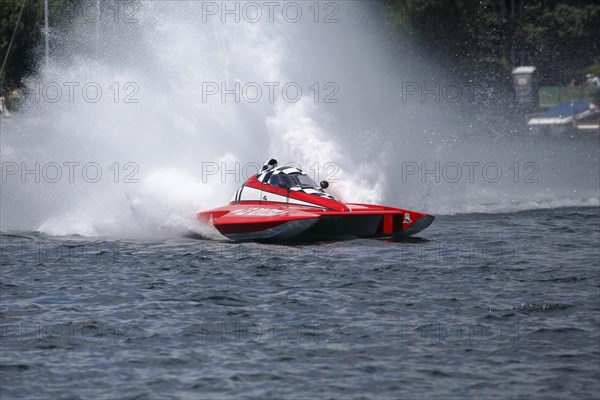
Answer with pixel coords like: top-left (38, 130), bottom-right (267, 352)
top-left (1, 206), bottom-right (599, 399)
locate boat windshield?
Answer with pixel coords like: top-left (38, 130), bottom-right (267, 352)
top-left (269, 173), bottom-right (318, 188)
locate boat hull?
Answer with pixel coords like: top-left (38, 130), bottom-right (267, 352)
top-left (197, 204), bottom-right (434, 242)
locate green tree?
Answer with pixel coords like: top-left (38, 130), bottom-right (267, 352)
top-left (1, 0), bottom-right (45, 92)
top-left (1, 0), bottom-right (79, 95)
top-left (383, 0), bottom-right (600, 84)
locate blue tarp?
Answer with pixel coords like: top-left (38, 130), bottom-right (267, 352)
top-left (539, 102), bottom-right (589, 118)
top-left (528, 102), bottom-right (592, 126)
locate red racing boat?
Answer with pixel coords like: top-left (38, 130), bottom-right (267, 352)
top-left (197, 159), bottom-right (434, 241)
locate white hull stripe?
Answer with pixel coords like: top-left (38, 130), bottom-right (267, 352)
top-left (237, 186), bottom-right (323, 208)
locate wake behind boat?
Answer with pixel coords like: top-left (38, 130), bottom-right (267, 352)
top-left (197, 159), bottom-right (434, 241)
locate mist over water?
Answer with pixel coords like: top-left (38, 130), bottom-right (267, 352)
top-left (1, 1), bottom-right (598, 237)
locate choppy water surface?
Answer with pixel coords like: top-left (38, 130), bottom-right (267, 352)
top-left (1, 206), bottom-right (599, 399)
top-left (1, 2), bottom-right (599, 397)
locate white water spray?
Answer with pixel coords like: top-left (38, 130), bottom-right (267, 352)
top-left (1, 2), bottom-right (598, 237)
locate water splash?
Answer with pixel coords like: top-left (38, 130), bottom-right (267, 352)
top-left (1, 2), bottom-right (598, 237)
